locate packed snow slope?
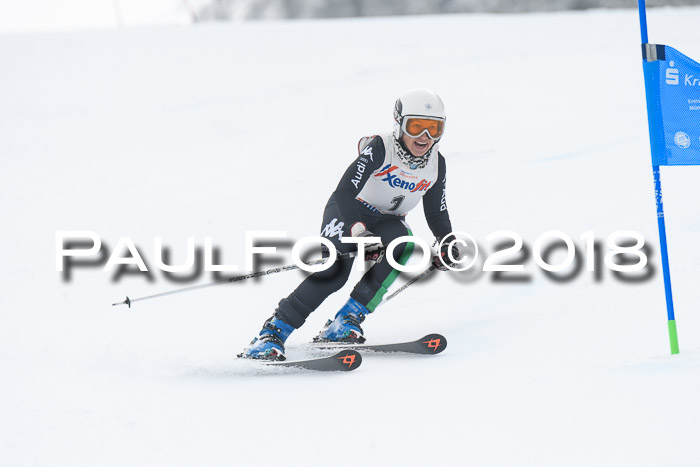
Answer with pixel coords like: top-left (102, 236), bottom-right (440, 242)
top-left (2, 8), bottom-right (700, 467)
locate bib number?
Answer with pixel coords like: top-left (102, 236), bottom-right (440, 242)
top-left (389, 195), bottom-right (405, 212)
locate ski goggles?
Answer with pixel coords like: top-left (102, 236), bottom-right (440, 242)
top-left (401, 116), bottom-right (445, 140)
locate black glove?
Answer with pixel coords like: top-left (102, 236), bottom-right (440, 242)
top-left (433, 235), bottom-right (460, 271)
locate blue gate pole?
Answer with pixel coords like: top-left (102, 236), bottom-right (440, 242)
top-left (638, 0), bottom-right (648, 43)
top-left (653, 167), bottom-right (679, 354)
top-left (638, 0), bottom-right (679, 354)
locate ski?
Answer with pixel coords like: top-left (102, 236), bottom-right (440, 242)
top-left (312, 333), bottom-right (447, 355)
top-left (265, 350), bottom-right (362, 371)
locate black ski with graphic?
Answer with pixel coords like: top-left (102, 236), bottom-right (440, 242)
top-left (266, 350), bottom-right (362, 371)
top-left (313, 333), bottom-right (447, 355)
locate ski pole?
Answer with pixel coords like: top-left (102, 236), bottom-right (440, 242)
top-left (384, 264), bottom-right (437, 302)
top-left (112, 247), bottom-right (383, 308)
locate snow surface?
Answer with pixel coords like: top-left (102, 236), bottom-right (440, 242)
top-left (2, 7), bottom-right (700, 467)
top-left (0, 0), bottom-right (199, 35)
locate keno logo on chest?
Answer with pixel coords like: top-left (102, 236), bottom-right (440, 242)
top-left (375, 164), bottom-right (431, 193)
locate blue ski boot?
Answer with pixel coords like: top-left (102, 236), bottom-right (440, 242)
top-left (313, 298), bottom-right (368, 344)
top-left (238, 315), bottom-right (294, 361)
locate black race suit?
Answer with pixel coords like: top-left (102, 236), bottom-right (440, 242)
top-left (275, 135), bottom-right (452, 328)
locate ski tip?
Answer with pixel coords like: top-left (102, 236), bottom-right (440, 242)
top-left (331, 349), bottom-right (362, 371)
top-left (418, 334), bottom-right (447, 354)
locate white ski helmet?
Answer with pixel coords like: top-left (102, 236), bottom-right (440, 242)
top-left (393, 88), bottom-right (446, 142)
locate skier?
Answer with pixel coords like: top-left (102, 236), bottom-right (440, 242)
top-left (240, 88), bottom-right (460, 360)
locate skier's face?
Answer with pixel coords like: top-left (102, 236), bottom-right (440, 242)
top-left (402, 132), bottom-right (435, 158)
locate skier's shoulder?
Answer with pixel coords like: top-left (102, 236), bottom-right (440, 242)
top-left (437, 150), bottom-right (447, 167)
top-left (357, 133), bottom-right (387, 155)
top-left (357, 132), bottom-right (390, 167)
top-left (434, 151), bottom-right (448, 185)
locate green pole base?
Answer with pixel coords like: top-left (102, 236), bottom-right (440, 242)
top-left (668, 320), bottom-right (680, 355)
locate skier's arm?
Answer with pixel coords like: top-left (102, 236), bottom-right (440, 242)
top-left (422, 153), bottom-right (453, 240)
top-left (334, 136), bottom-right (386, 234)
